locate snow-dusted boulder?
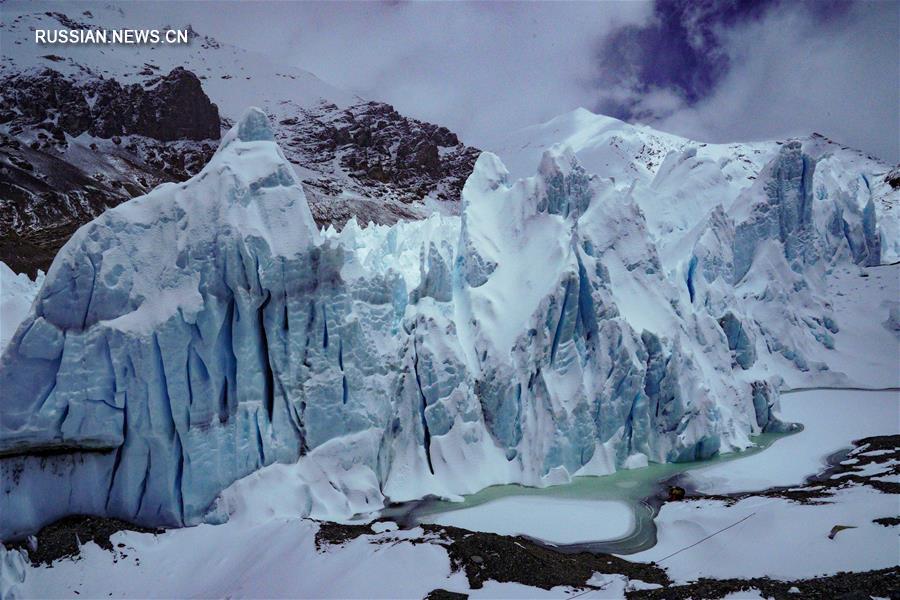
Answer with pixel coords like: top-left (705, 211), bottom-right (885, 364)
top-left (1, 111), bottom-right (793, 539)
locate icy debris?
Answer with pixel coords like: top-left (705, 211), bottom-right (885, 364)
top-left (0, 545), bottom-right (28, 600)
top-left (627, 579), bottom-right (664, 591)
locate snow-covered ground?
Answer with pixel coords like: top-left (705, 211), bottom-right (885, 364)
top-left (632, 484), bottom-right (897, 582)
top-left (4, 517), bottom-right (632, 599)
top-left (688, 389), bottom-right (900, 493)
top-left (630, 389), bottom-right (899, 583)
top-left (15, 520), bottom-right (459, 599)
top-left (6, 389), bottom-right (895, 598)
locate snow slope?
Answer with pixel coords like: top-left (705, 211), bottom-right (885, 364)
top-left (0, 4), bottom-right (353, 122)
top-left (634, 485), bottom-right (898, 582)
top-left (1, 517), bottom-right (638, 600)
top-left (811, 262), bottom-right (900, 389)
top-left (632, 389), bottom-right (900, 582)
top-left (4, 520), bottom-right (463, 600)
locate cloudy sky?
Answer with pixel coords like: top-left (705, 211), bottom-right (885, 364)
top-left (167, 1), bottom-right (900, 162)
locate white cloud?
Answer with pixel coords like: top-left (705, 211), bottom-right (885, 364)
top-left (160, 1), bottom-right (651, 148)
top-left (650, 2), bottom-right (899, 163)
top-left (84, 0), bottom-right (898, 163)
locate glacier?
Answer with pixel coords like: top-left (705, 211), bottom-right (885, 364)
top-left (0, 264), bottom-right (43, 352)
top-left (490, 108), bottom-right (897, 266)
top-left (0, 107), bottom-right (894, 540)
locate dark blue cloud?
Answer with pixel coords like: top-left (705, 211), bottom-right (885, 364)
top-left (595, 0), bottom-right (846, 120)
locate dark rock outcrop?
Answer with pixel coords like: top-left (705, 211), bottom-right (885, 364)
top-left (886, 165), bottom-right (900, 190)
top-left (0, 68), bottom-right (220, 276)
top-left (278, 100), bottom-right (480, 228)
top-left (0, 66), bottom-right (478, 276)
top-left (1, 67), bottom-right (220, 142)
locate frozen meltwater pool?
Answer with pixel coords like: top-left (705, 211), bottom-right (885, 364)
top-left (401, 430), bottom-right (794, 552)
top-left (421, 496), bottom-right (634, 544)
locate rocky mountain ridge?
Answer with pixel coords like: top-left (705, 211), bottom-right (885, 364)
top-left (277, 100), bottom-right (479, 228)
top-left (0, 60), bottom-right (479, 276)
top-left (0, 66), bottom-right (221, 276)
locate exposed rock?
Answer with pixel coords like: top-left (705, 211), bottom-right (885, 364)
top-left (314, 521), bottom-right (670, 591)
top-left (0, 67), bottom-right (220, 141)
top-left (0, 68), bottom-right (478, 277)
top-left (6, 515), bottom-right (160, 566)
top-left (886, 165), bottom-right (900, 190)
top-left (278, 100), bottom-right (480, 228)
top-left (424, 589), bottom-right (468, 600)
top-left (667, 486), bottom-right (685, 501)
top-left (626, 567), bottom-right (899, 600)
top-left (0, 67), bottom-right (222, 276)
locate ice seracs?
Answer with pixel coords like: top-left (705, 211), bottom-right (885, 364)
top-left (0, 263), bottom-right (43, 352)
top-left (1, 107), bottom-right (323, 536)
top-left (2, 106), bottom-right (895, 541)
top-left (491, 107), bottom-right (897, 265)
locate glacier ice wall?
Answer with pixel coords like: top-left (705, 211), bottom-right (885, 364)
top-left (684, 141), bottom-right (886, 376)
top-left (0, 263), bottom-right (43, 353)
top-left (2, 109), bottom-right (881, 540)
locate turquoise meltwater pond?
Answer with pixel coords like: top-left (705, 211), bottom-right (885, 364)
top-left (391, 431), bottom-right (792, 554)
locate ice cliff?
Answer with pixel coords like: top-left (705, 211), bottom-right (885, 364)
top-left (0, 108), bottom-right (888, 539)
top-left (0, 264), bottom-right (43, 351)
